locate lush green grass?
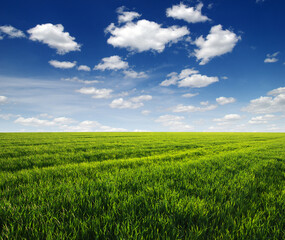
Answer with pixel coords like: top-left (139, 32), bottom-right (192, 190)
top-left (0, 133), bottom-right (285, 239)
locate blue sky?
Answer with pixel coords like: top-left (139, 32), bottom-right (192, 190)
top-left (0, 0), bottom-right (285, 132)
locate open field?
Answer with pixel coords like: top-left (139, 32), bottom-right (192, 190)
top-left (0, 133), bottom-right (285, 239)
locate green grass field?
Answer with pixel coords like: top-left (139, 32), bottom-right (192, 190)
top-left (0, 133), bottom-right (285, 239)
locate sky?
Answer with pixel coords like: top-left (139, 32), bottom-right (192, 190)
top-left (0, 0), bottom-right (285, 132)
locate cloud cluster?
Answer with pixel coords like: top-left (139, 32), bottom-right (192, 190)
top-left (76, 87), bottom-right (113, 99)
top-left (161, 68), bottom-right (218, 88)
top-left (166, 3), bottom-right (210, 23)
top-left (106, 20), bottom-right (189, 53)
top-left (0, 25), bottom-right (25, 39)
top-left (194, 25), bottom-right (241, 65)
top-left (248, 114), bottom-right (276, 124)
top-left (14, 116), bottom-right (126, 132)
top-left (155, 115), bottom-right (193, 131)
top-left (27, 23), bottom-right (81, 54)
top-left (216, 96), bottom-right (236, 105)
top-left (264, 52), bottom-right (279, 63)
top-left (243, 87), bottom-right (285, 114)
top-left (94, 55), bottom-right (128, 71)
top-left (110, 95), bottom-right (152, 109)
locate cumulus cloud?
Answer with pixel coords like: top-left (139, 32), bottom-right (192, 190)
top-left (49, 60), bottom-right (76, 69)
top-left (14, 116), bottom-right (126, 132)
top-left (248, 114), bottom-right (276, 124)
top-left (106, 19), bottom-right (189, 52)
top-left (155, 115), bottom-right (193, 131)
top-left (267, 87), bottom-right (285, 96)
top-left (0, 25), bottom-right (25, 39)
top-left (94, 55), bottom-right (128, 71)
top-left (182, 93), bottom-right (199, 98)
top-left (264, 52), bottom-right (279, 63)
top-left (117, 6), bottom-right (141, 23)
top-left (161, 68), bottom-right (218, 88)
top-left (78, 65), bottom-right (91, 71)
top-left (166, 3), bottom-right (210, 23)
top-left (213, 114), bottom-right (241, 125)
top-left (61, 77), bottom-right (100, 84)
top-left (216, 96), bottom-right (236, 105)
top-left (243, 87), bottom-right (285, 114)
top-left (76, 87), bottom-right (113, 99)
top-left (123, 70), bottom-right (148, 78)
top-left (0, 96), bottom-right (8, 104)
top-left (173, 104), bottom-right (217, 113)
top-left (178, 74), bottom-right (218, 88)
top-left (193, 24), bottom-right (241, 65)
top-left (110, 95), bottom-right (152, 109)
top-left (15, 117), bottom-right (58, 127)
top-left (27, 23), bottom-right (81, 54)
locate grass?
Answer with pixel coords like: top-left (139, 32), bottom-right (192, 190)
top-left (0, 132), bottom-right (284, 239)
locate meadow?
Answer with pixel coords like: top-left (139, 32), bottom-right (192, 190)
top-left (0, 132), bottom-right (284, 239)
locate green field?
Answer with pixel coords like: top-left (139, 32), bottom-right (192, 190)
top-left (0, 133), bottom-right (285, 239)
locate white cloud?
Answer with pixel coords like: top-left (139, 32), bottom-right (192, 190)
top-left (161, 68), bottom-right (218, 88)
top-left (117, 7), bottom-right (141, 23)
top-left (0, 25), bottom-right (25, 38)
top-left (106, 19), bottom-right (189, 52)
top-left (243, 87), bottom-right (285, 114)
top-left (49, 60), bottom-right (76, 69)
top-left (249, 114), bottom-right (276, 124)
top-left (110, 95), bottom-right (152, 109)
top-left (76, 87), bottom-right (113, 99)
top-left (15, 117), bottom-right (57, 127)
top-left (166, 3), bottom-right (210, 23)
top-left (182, 93), bottom-right (199, 98)
top-left (173, 104), bottom-right (217, 113)
top-left (200, 101), bottom-right (209, 106)
top-left (123, 70), bottom-right (148, 78)
top-left (0, 96), bottom-right (8, 104)
top-left (155, 115), bottom-right (193, 131)
top-left (0, 114), bottom-right (17, 120)
top-left (178, 74), bottom-right (218, 88)
top-left (214, 114), bottom-right (241, 122)
top-left (264, 52), bottom-right (279, 63)
top-left (160, 72), bottom-right (180, 87)
top-left (131, 95), bottom-right (152, 102)
top-left (61, 77), bottom-right (100, 84)
top-left (193, 24), bottom-right (241, 65)
top-left (213, 114), bottom-right (241, 125)
top-left (216, 96), bottom-right (236, 105)
top-left (14, 116), bottom-right (126, 132)
top-left (94, 56), bottom-right (128, 71)
top-left (267, 87), bottom-right (285, 96)
top-left (133, 129), bottom-right (150, 132)
top-left (78, 65), bottom-right (91, 71)
top-left (141, 110), bottom-right (151, 115)
top-left (27, 23), bottom-right (81, 54)
top-left (63, 120), bottom-right (127, 132)
top-left (221, 76), bottom-right (228, 80)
